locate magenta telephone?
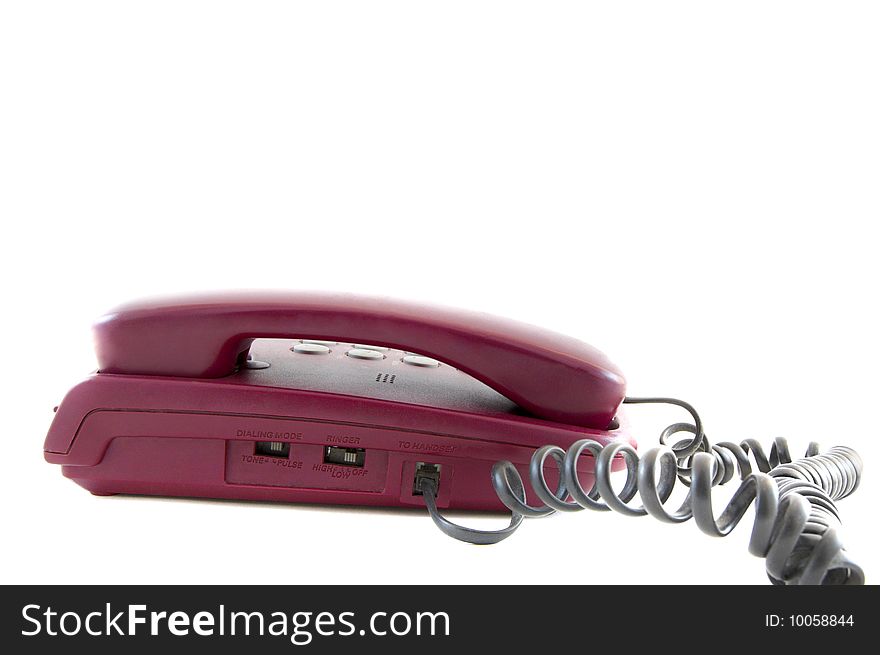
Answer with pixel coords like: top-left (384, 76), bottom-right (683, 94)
top-left (44, 292), bottom-right (865, 584)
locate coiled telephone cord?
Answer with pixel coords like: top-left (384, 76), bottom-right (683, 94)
top-left (419, 397), bottom-right (865, 585)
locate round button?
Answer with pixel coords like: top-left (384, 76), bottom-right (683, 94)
top-left (347, 348), bottom-right (385, 360)
top-left (353, 344), bottom-right (390, 352)
top-left (301, 340), bottom-right (338, 346)
top-left (402, 355), bottom-right (440, 367)
top-left (292, 343), bottom-right (331, 354)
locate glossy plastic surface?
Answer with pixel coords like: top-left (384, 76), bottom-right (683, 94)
top-left (46, 293), bottom-right (633, 511)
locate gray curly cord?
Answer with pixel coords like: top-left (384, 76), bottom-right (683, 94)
top-left (418, 397), bottom-right (865, 585)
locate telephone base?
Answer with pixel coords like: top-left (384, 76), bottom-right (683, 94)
top-left (45, 373), bottom-right (632, 512)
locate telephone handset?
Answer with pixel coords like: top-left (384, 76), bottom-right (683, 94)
top-left (45, 292), bottom-right (865, 584)
top-left (92, 291), bottom-right (626, 429)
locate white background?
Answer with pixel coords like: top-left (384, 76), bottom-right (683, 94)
top-left (1, 1), bottom-right (877, 585)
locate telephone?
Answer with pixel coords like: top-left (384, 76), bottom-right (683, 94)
top-left (44, 292), bottom-right (865, 585)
